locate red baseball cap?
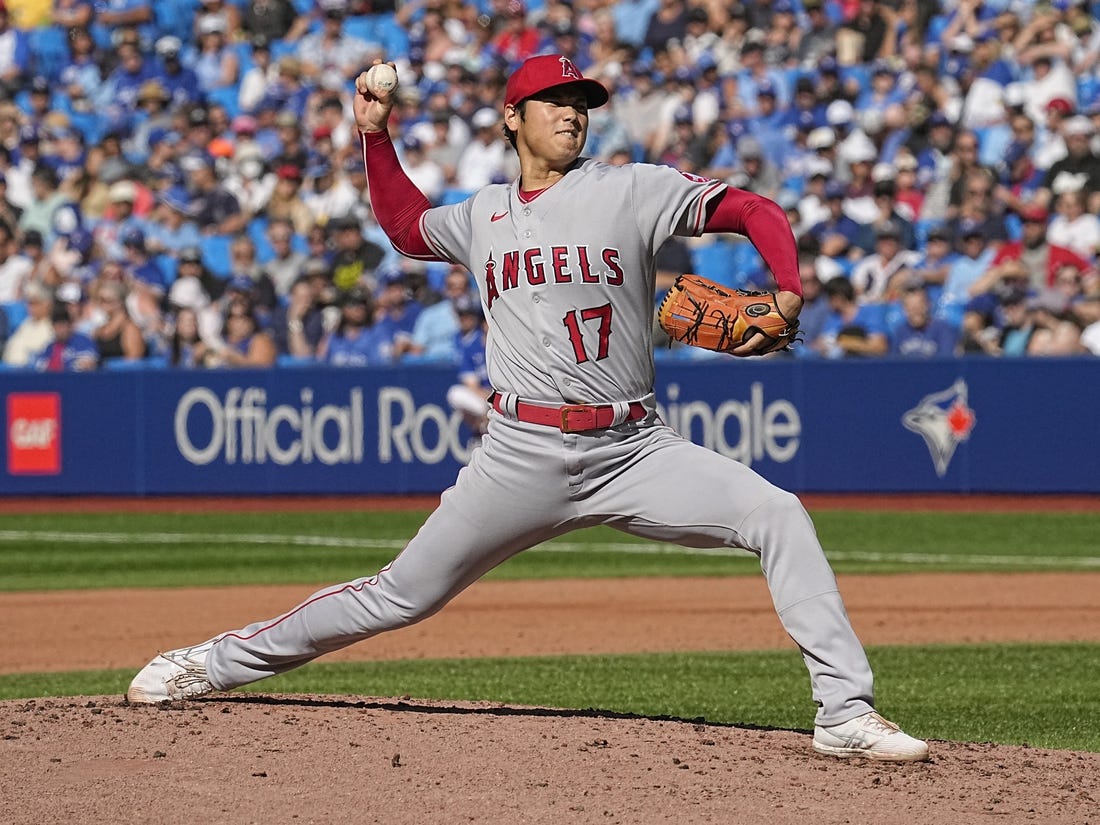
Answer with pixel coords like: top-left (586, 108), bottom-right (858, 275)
top-left (504, 54), bottom-right (609, 109)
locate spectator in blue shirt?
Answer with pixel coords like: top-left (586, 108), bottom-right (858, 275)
top-left (320, 286), bottom-right (389, 366)
top-left (402, 264), bottom-right (473, 362)
top-left (445, 294), bottom-right (490, 438)
top-left (96, 38), bottom-right (158, 134)
top-left (34, 301), bottom-right (99, 371)
top-left (889, 285), bottom-right (960, 358)
top-left (813, 276), bottom-right (889, 359)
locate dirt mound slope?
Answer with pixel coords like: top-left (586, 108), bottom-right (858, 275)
top-left (3, 694), bottom-right (1097, 825)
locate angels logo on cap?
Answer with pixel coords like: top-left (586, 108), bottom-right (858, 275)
top-left (504, 54), bottom-right (609, 109)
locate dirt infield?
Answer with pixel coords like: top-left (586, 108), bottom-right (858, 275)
top-left (2, 494), bottom-right (1098, 823)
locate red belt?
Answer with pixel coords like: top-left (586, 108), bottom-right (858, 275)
top-left (490, 394), bottom-right (648, 433)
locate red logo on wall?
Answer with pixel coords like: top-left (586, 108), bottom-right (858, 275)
top-left (7, 393), bottom-right (61, 475)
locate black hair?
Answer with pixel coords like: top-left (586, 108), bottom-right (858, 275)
top-left (502, 100), bottom-right (527, 150)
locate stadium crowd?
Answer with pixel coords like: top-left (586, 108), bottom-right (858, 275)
top-left (0, 0), bottom-right (1099, 372)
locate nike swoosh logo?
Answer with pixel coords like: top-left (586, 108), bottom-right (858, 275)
top-left (491, 211), bottom-right (508, 222)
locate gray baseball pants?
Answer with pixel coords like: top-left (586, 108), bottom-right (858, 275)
top-left (205, 411), bottom-right (875, 726)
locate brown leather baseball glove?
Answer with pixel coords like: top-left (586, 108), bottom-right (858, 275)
top-left (657, 274), bottom-right (800, 355)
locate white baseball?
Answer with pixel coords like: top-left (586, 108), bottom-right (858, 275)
top-left (364, 63), bottom-right (398, 96)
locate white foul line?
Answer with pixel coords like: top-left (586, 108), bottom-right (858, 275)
top-left (0, 530), bottom-right (1098, 569)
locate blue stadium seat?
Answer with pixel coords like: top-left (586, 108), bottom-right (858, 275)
top-left (155, 253), bottom-right (178, 286)
top-left (200, 234), bottom-right (234, 278)
top-left (691, 241), bottom-right (763, 290)
top-left (343, 15), bottom-right (378, 44)
top-left (29, 26), bottom-right (68, 82)
top-left (277, 354), bottom-right (316, 368)
top-left (372, 14), bottom-right (410, 54)
top-left (2, 300), bottom-right (28, 332)
top-left (248, 216), bottom-right (275, 263)
top-left (440, 188), bottom-right (473, 206)
top-left (206, 86), bottom-right (240, 119)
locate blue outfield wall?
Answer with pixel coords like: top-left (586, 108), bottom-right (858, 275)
top-left (1, 358), bottom-right (1098, 495)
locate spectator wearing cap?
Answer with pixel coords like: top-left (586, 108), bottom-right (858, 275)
top-left (455, 107), bottom-right (513, 191)
top-left (726, 135), bottom-right (782, 200)
top-left (265, 164), bottom-right (314, 235)
top-left (154, 36), bottom-right (202, 109)
top-left (183, 152), bottom-right (247, 236)
top-left (745, 80), bottom-right (794, 168)
top-left (224, 142), bottom-right (275, 219)
top-left (2, 280), bottom-right (53, 366)
top-left (369, 267), bottom-right (424, 363)
top-left (889, 284), bottom-right (960, 358)
top-left (1033, 97), bottom-right (1075, 171)
top-left (91, 178), bottom-right (142, 261)
top-left (975, 203), bottom-right (1093, 294)
top-left (193, 13), bottom-right (240, 97)
top-left (399, 135), bottom-right (446, 204)
top-left (193, 0), bottom-right (242, 41)
top-left (736, 39), bottom-right (789, 114)
top-left (992, 120), bottom-right (1043, 215)
top-left (937, 219), bottom-right (999, 325)
top-left (45, 226), bottom-right (97, 289)
top-left (33, 301), bottom-right (98, 371)
top-left (812, 276), bottom-right (889, 359)
top-left (1040, 115), bottom-right (1100, 212)
top-left (95, 39), bottom-right (157, 131)
top-left (1047, 187), bottom-right (1100, 260)
top-left (851, 218), bottom-right (922, 303)
top-left (652, 104), bottom-right (705, 173)
top-left (445, 293), bottom-right (491, 439)
top-left (0, 219), bottom-right (32, 303)
top-left (318, 284), bottom-right (388, 366)
top-left (295, 0), bottom-right (380, 82)
top-left (329, 213), bottom-right (386, 292)
top-left (490, 0), bottom-right (540, 65)
top-left (301, 157), bottom-right (359, 229)
top-left (1017, 12), bottom-right (1078, 124)
top-left (227, 235), bottom-right (278, 317)
top-left (119, 225), bottom-right (168, 329)
top-left (807, 179), bottom-right (866, 262)
top-left (271, 108), bottom-right (310, 172)
top-left (125, 80), bottom-right (174, 162)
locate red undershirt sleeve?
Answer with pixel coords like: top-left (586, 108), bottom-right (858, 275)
top-left (703, 187), bottom-right (802, 297)
top-left (359, 130), bottom-right (437, 260)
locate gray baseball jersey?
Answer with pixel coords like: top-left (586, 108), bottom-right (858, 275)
top-left (202, 160), bottom-right (879, 728)
top-left (419, 160), bottom-right (723, 403)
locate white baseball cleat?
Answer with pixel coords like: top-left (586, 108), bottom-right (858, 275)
top-left (812, 711), bottom-right (930, 762)
top-left (126, 638), bottom-right (221, 704)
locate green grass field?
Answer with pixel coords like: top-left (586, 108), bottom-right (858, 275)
top-left (2, 507), bottom-right (1098, 751)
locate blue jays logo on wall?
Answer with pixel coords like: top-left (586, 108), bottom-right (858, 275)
top-left (902, 379), bottom-right (976, 478)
